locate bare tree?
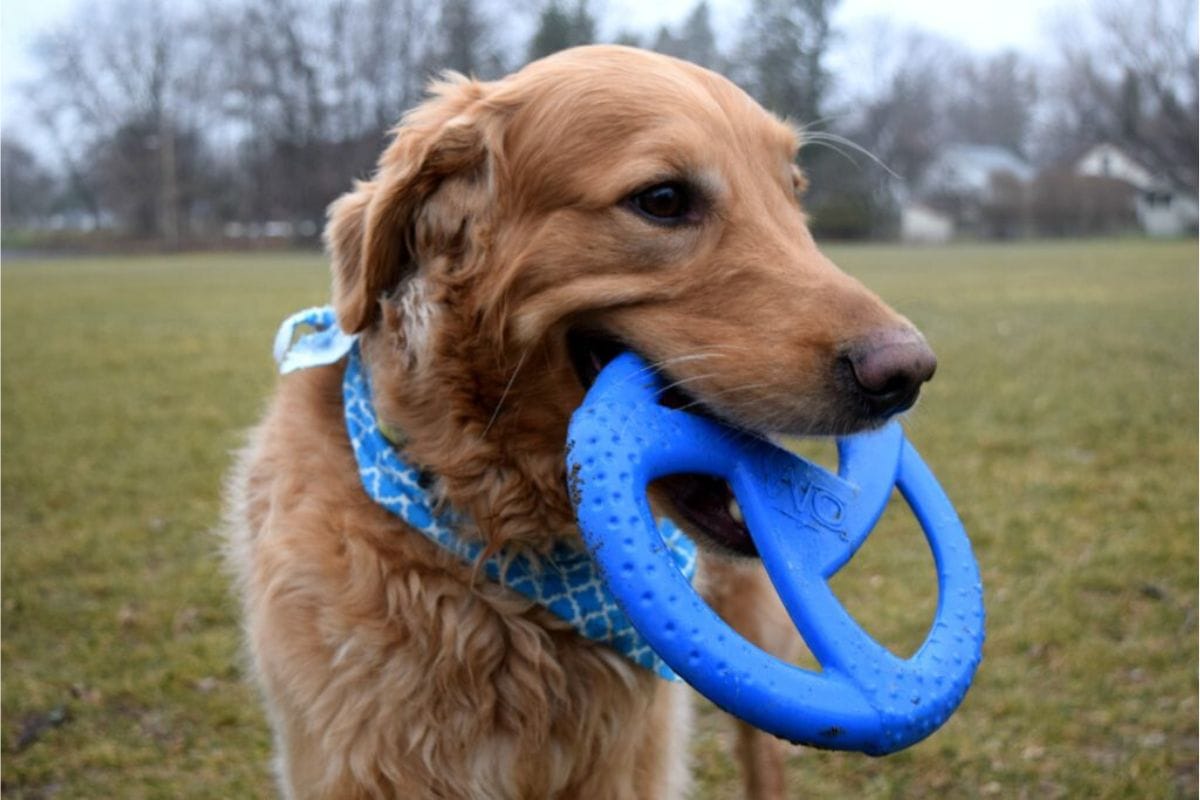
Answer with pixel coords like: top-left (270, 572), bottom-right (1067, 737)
top-left (437, 0), bottom-right (508, 78)
top-left (1, 138), bottom-right (58, 230)
top-left (837, 24), bottom-right (963, 184)
top-left (945, 51), bottom-right (1039, 157)
top-left (23, 0), bottom-right (215, 243)
top-left (1037, 0), bottom-right (1198, 190)
top-left (1029, 169), bottom-right (1138, 235)
top-left (206, 0), bottom-right (445, 231)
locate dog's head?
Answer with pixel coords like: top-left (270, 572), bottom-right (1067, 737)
top-left (326, 45), bottom-right (935, 553)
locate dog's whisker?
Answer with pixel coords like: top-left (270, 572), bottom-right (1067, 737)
top-left (798, 135), bottom-right (863, 171)
top-left (799, 113), bottom-right (844, 131)
top-left (661, 344), bottom-right (755, 361)
top-left (653, 372), bottom-right (717, 399)
top-left (643, 350), bottom-right (725, 372)
top-left (671, 384), bottom-right (772, 426)
top-left (800, 130), bottom-right (900, 180)
top-left (647, 353), bottom-right (721, 371)
top-left (482, 348), bottom-right (530, 438)
top-left (614, 367), bottom-right (720, 440)
top-left (675, 382), bottom-right (816, 440)
top-left (670, 382), bottom-right (774, 418)
top-left (659, 372), bottom-right (717, 387)
top-left (605, 350), bottom-right (725, 395)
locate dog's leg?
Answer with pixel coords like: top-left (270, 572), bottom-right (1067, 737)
top-left (699, 555), bottom-right (800, 800)
top-left (251, 631), bottom-right (375, 800)
top-left (733, 720), bottom-right (787, 800)
top-left (635, 680), bottom-right (694, 800)
top-left (271, 702), bottom-right (337, 800)
top-left (560, 677), bottom-right (692, 800)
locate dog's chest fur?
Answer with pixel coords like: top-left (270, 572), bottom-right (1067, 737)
top-left (224, 364), bottom-right (692, 799)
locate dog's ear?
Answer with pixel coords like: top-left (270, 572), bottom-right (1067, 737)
top-left (326, 77), bottom-right (491, 334)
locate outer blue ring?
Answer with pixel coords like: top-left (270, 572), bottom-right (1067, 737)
top-left (567, 353), bottom-right (985, 754)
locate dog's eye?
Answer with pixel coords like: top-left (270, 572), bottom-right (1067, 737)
top-left (629, 182), bottom-right (695, 224)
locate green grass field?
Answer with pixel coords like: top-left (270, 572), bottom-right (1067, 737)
top-left (3, 240), bottom-right (1197, 798)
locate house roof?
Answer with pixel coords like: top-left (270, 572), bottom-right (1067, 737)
top-left (1075, 142), bottom-right (1174, 192)
top-left (922, 144), bottom-right (1035, 194)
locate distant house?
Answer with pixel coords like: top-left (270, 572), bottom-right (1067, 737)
top-left (899, 202), bottom-right (954, 243)
top-left (910, 144), bottom-right (1034, 239)
top-left (1075, 143), bottom-right (1198, 237)
top-left (920, 144), bottom-right (1035, 197)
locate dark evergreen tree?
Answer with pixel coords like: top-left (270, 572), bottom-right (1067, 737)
top-left (678, 2), bottom-right (719, 70)
top-left (528, 1), bottom-right (596, 62)
top-left (735, 0), bottom-right (838, 124)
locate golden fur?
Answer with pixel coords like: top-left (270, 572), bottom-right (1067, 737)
top-left (225, 45), bottom-right (928, 799)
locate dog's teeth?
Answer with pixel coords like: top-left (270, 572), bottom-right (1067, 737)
top-left (728, 498), bottom-right (744, 524)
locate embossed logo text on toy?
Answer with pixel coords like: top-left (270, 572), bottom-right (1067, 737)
top-left (759, 457), bottom-right (855, 542)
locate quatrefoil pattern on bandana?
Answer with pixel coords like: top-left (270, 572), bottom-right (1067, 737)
top-left (274, 307), bottom-right (698, 680)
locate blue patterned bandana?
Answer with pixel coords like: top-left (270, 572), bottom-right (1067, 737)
top-left (274, 307), bottom-right (698, 680)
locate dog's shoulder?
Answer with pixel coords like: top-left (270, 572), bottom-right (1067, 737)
top-left (227, 361), bottom-right (445, 565)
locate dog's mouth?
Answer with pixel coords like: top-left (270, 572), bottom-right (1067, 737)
top-left (567, 329), bottom-right (758, 557)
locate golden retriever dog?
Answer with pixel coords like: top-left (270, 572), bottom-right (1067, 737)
top-left (224, 45), bottom-right (935, 799)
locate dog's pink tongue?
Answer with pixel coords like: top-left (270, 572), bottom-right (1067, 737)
top-left (656, 474), bottom-right (757, 557)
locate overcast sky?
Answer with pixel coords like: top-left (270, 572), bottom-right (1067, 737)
top-left (0, 0), bottom-right (1175, 143)
top-left (606, 0), bottom-right (1084, 51)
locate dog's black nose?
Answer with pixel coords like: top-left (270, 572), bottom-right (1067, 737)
top-left (844, 330), bottom-right (937, 417)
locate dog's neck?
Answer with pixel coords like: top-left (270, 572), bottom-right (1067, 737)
top-left (333, 334), bottom-right (697, 681)
top-left (360, 307), bottom-right (583, 553)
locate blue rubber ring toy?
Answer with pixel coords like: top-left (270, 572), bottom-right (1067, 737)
top-left (567, 352), bottom-right (985, 755)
